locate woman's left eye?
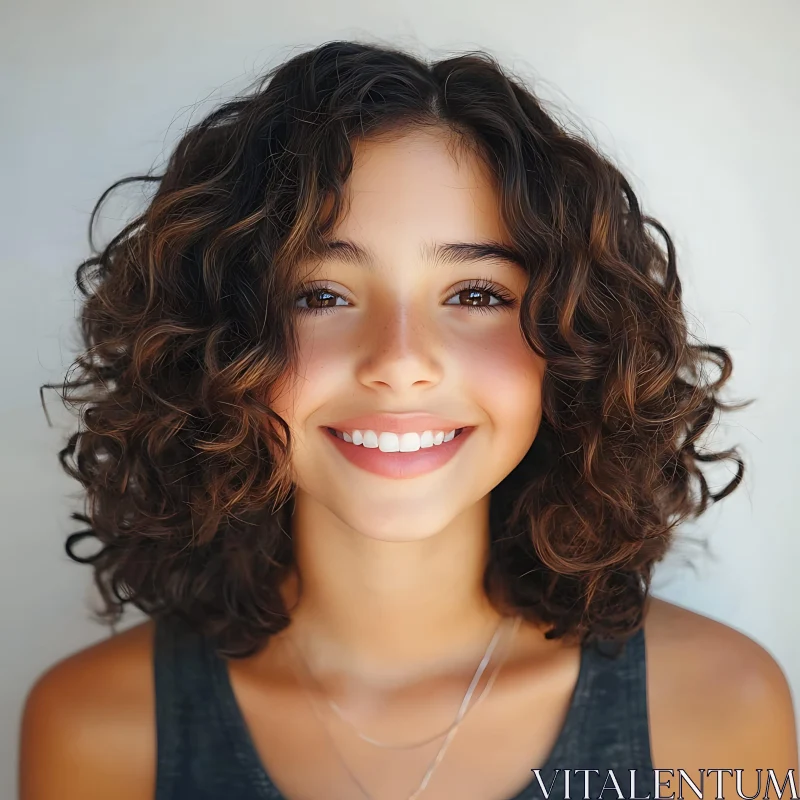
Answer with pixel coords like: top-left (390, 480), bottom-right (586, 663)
top-left (442, 280), bottom-right (517, 314)
top-left (294, 280), bottom-right (517, 315)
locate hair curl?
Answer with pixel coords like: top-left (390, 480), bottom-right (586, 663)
top-left (42, 39), bottom-right (750, 658)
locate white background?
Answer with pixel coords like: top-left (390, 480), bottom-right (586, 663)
top-left (2, 0), bottom-right (798, 794)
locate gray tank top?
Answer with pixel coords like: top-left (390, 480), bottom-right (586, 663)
top-left (153, 615), bottom-right (655, 800)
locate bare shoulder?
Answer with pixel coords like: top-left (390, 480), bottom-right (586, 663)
top-left (643, 596), bottom-right (798, 771)
top-left (19, 618), bottom-right (157, 800)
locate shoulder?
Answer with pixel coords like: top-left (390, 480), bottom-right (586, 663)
top-left (643, 596), bottom-right (798, 771)
top-left (19, 618), bottom-right (157, 800)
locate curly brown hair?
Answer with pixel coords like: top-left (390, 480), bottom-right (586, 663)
top-left (41, 39), bottom-right (749, 658)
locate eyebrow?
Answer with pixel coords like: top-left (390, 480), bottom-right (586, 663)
top-left (318, 239), bottom-right (526, 271)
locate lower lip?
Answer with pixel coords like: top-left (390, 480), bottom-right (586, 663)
top-left (321, 426), bottom-right (476, 479)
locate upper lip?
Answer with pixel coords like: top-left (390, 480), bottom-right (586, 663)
top-left (324, 413), bottom-right (473, 435)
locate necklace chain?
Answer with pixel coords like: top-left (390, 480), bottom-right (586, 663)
top-left (283, 614), bottom-right (522, 800)
top-left (327, 619), bottom-right (514, 749)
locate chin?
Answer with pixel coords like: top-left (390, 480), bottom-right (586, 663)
top-left (346, 509), bottom-right (458, 543)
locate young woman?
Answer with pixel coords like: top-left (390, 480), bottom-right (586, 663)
top-left (20, 40), bottom-right (797, 800)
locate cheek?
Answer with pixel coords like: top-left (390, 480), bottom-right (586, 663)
top-left (268, 325), bottom-right (351, 420)
top-left (296, 326), bottom-right (354, 390)
top-left (451, 325), bottom-right (544, 434)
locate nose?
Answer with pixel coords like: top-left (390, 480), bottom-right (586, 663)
top-left (354, 302), bottom-right (444, 391)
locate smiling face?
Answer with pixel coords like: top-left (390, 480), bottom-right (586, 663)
top-left (269, 127), bottom-right (546, 543)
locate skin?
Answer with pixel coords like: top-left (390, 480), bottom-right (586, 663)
top-left (267, 127), bottom-right (545, 684)
top-left (19, 129), bottom-right (798, 799)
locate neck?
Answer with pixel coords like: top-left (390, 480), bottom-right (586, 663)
top-left (275, 488), bottom-right (512, 690)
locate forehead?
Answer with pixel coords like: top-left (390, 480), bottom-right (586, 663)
top-left (331, 129), bottom-right (508, 244)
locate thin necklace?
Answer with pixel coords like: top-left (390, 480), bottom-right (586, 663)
top-left (330, 617), bottom-right (516, 749)
top-left (293, 615), bottom-right (520, 749)
top-left (283, 614), bottom-right (511, 750)
top-left (283, 614), bottom-right (522, 800)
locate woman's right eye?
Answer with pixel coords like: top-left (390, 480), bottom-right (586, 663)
top-left (294, 284), bottom-right (349, 314)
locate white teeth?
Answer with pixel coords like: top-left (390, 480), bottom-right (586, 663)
top-left (335, 429), bottom-right (461, 452)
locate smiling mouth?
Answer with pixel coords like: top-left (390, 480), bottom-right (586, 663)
top-left (325, 427), bottom-right (468, 445)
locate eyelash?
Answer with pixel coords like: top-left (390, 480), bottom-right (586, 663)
top-left (294, 278), bottom-right (518, 316)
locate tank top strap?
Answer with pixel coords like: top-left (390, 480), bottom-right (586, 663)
top-left (500, 624), bottom-right (656, 800)
top-left (153, 614), bottom-right (211, 799)
top-left (152, 615), bottom-right (277, 800)
top-left (554, 625), bottom-right (654, 769)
